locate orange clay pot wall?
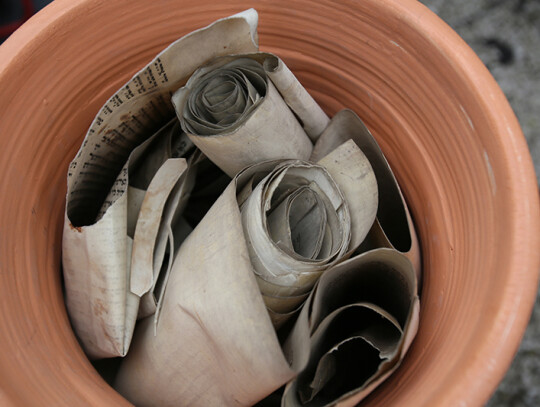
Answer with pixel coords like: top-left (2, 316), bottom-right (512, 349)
top-left (0, 0), bottom-right (539, 406)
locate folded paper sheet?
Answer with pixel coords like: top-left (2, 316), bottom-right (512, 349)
top-left (63, 9), bottom-right (260, 358)
top-left (63, 119), bottom-right (193, 358)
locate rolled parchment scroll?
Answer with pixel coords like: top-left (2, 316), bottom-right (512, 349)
top-left (311, 109), bottom-right (421, 283)
top-left (242, 160), bottom-right (350, 327)
top-left (240, 141), bottom-right (377, 327)
top-left (173, 53), bottom-right (330, 177)
top-left (281, 248), bottom-right (419, 407)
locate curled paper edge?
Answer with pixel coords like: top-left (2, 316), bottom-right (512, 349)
top-left (172, 53), bottom-right (315, 178)
top-left (130, 158), bottom-right (188, 297)
top-left (312, 109), bottom-right (422, 283)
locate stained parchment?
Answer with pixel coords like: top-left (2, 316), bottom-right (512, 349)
top-left (62, 9), bottom-right (260, 358)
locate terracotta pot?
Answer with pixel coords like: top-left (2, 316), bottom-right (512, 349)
top-left (0, 0), bottom-right (538, 405)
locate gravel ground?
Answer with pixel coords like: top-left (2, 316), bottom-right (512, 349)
top-left (419, 1), bottom-right (540, 405)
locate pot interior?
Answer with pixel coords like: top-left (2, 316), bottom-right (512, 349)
top-left (0, 1), bottom-right (538, 406)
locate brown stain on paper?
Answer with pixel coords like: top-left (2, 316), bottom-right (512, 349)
top-left (69, 223), bottom-right (82, 233)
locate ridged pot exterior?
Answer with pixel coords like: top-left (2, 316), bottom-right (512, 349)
top-left (0, 0), bottom-right (538, 406)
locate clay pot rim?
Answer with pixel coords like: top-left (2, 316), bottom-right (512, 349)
top-left (1, 0), bottom-right (538, 405)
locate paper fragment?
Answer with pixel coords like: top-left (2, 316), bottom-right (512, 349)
top-left (115, 181), bottom-right (296, 407)
top-left (130, 158), bottom-right (188, 297)
top-left (317, 139), bottom-right (378, 251)
top-left (137, 152), bottom-right (200, 320)
top-left (63, 10), bottom-right (260, 358)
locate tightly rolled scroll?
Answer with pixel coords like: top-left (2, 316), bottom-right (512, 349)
top-left (173, 53), bottom-right (330, 177)
top-left (242, 161), bottom-right (351, 326)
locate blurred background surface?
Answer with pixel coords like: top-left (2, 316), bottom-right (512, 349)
top-left (1, 0), bottom-right (539, 405)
